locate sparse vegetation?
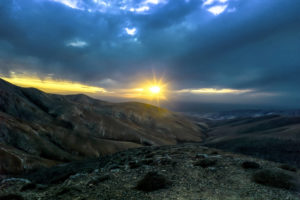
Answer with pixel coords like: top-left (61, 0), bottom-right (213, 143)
top-left (279, 164), bottom-right (297, 172)
top-left (135, 171), bottom-right (170, 192)
top-left (20, 183), bottom-right (36, 191)
top-left (252, 169), bottom-right (297, 190)
top-left (129, 161), bottom-right (142, 169)
top-left (194, 158), bottom-right (217, 168)
top-left (1, 144), bottom-right (299, 199)
top-left (242, 161), bottom-right (260, 169)
top-left (0, 194), bottom-right (24, 200)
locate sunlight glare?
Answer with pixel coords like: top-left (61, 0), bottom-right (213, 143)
top-left (149, 86), bottom-right (161, 94)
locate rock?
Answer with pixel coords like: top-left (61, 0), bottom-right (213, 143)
top-left (208, 167), bottom-right (217, 172)
top-left (69, 173), bottom-right (88, 181)
top-left (110, 169), bottom-right (120, 173)
top-left (154, 155), bottom-right (175, 166)
top-left (135, 171), bottom-right (171, 192)
top-left (1, 178), bottom-right (31, 185)
top-left (1, 143), bottom-right (300, 199)
top-left (108, 164), bottom-right (120, 170)
top-left (0, 178), bottom-right (32, 191)
top-left (242, 161), bottom-right (260, 169)
top-left (87, 175), bottom-right (110, 186)
top-left (210, 155), bottom-right (222, 159)
top-left (195, 153), bottom-right (208, 159)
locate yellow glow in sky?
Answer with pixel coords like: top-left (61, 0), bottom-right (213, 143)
top-left (1, 74), bottom-right (106, 94)
top-left (176, 88), bottom-right (252, 94)
top-left (115, 76), bottom-right (168, 101)
top-left (0, 72), bottom-right (169, 101)
top-left (140, 79), bottom-right (167, 100)
top-left (118, 85), bottom-right (166, 100)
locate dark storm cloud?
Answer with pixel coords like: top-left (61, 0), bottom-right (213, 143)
top-left (169, 0), bottom-right (300, 88)
top-left (0, 0), bottom-right (201, 82)
top-left (0, 0), bottom-right (300, 106)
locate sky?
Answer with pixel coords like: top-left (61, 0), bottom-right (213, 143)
top-left (0, 0), bottom-right (300, 109)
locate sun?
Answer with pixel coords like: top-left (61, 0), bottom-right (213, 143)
top-left (149, 86), bottom-right (161, 94)
top-left (128, 73), bottom-right (168, 104)
top-left (144, 78), bottom-right (167, 101)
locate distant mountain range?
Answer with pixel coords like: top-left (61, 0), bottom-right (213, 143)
top-left (197, 114), bottom-right (300, 167)
top-left (185, 109), bottom-right (300, 121)
top-left (0, 78), bottom-right (204, 174)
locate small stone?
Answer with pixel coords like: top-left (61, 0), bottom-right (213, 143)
top-left (110, 169), bottom-right (120, 173)
top-left (108, 164), bottom-right (120, 170)
top-left (87, 175), bottom-right (110, 186)
top-left (1, 178), bottom-right (31, 185)
top-left (154, 155), bottom-right (174, 165)
top-left (195, 154), bottom-right (208, 159)
top-left (69, 173), bottom-right (88, 180)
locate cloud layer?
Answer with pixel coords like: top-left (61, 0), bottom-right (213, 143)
top-left (0, 0), bottom-right (300, 107)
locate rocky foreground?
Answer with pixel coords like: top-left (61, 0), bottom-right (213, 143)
top-left (0, 143), bottom-right (299, 200)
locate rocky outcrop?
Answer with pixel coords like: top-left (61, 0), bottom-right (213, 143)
top-left (0, 143), bottom-right (298, 200)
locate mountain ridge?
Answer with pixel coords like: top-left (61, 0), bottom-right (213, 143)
top-left (0, 78), bottom-right (204, 174)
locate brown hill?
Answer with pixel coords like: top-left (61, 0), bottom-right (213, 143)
top-left (203, 115), bottom-right (300, 167)
top-left (0, 78), bottom-right (204, 174)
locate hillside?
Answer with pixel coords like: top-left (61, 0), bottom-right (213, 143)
top-left (0, 143), bottom-right (299, 200)
top-left (202, 115), bottom-right (300, 167)
top-left (0, 78), bottom-right (204, 174)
